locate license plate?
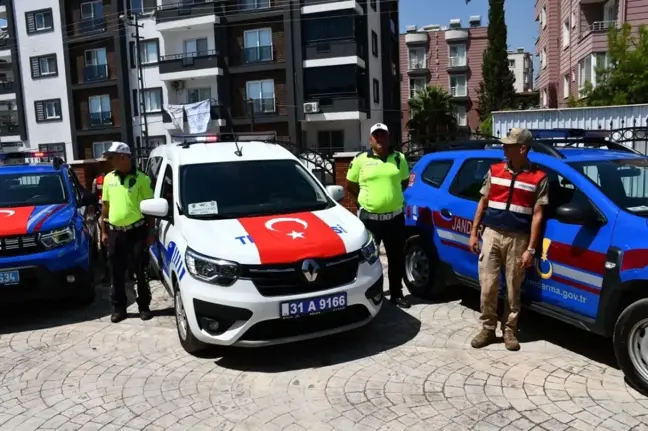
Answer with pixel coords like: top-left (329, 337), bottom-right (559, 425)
top-left (280, 292), bottom-right (347, 318)
top-left (0, 271), bottom-right (19, 285)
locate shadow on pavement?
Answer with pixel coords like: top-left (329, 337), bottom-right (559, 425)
top-left (210, 301), bottom-right (421, 372)
top-left (454, 284), bottom-right (618, 369)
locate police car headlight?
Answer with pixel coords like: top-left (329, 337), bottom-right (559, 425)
top-left (38, 226), bottom-right (76, 249)
top-left (360, 233), bottom-right (379, 265)
top-left (185, 248), bottom-right (239, 286)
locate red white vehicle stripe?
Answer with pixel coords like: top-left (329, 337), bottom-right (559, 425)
top-left (487, 201), bottom-right (533, 215)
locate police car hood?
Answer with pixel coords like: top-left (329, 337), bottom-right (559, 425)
top-left (0, 203), bottom-right (74, 236)
top-left (181, 205), bottom-right (368, 265)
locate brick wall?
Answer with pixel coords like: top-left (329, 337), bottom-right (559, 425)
top-left (334, 154), bottom-right (357, 213)
top-left (69, 160), bottom-right (111, 190)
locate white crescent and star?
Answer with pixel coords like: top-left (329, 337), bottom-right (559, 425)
top-left (0, 210), bottom-right (15, 217)
top-left (264, 217), bottom-right (308, 240)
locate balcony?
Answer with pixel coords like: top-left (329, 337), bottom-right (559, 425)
top-left (244, 97), bottom-right (276, 116)
top-left (407, 59), bottom-right (428, 75)
top-left (89, 112), bottom-right (113, 127)
top-left (405, 32), bottom-right (428, 45)
top-left (447, 56), bottom-right (468, 72)
top-left (303, 94), bottom-right (368, 121)
top-left (156, 1), bottom-right (218, 31)
top-left (243, 45), bottom-right (273, 63)
top-left (304, 40), bottom-right (366, 66)
top-left (0, 123), bottom-right (19, 136)
top-left (83, 64), bottom-right (109, 82)
top-left (158, 50), bottom-right (224, 80)
top-left (580, 20), bottom-right (616, 38)
top-left (445, 29), bottom-right (468, 42)
top-left (78, 17), bottom-right (106, 35)
top-left (0, 33), bottom-right (12, 60)
top-left (0, 81), bottom-right (15, 95)
top-left (301, 0), bottom-right (365, 15)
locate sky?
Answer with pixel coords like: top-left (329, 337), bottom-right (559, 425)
top-left (399, 0), bottom-right (538, 69)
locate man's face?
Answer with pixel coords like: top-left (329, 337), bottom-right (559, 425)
top-left (106, 153), bottom-right (129, 171)
top-left (370, 130), bottom-right (390, 152)
top-left (503, 144), bottom-right (529, 164)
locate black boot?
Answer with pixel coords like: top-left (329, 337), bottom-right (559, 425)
top-left (111, 308), bottom-right (127, 323)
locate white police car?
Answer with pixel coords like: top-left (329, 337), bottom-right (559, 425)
top-left (140, 133), bottom-right (384, 353)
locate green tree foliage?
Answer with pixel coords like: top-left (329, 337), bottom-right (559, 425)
top-left (581, 23), bottom-right (648, 106)
top-left (406, 85), bottom-right (457, 139)
top-left (478, 0), bottom-right (517, 120)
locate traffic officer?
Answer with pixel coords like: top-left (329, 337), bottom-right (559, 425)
top-left (91, 171), bottom-right (109, 282)
top-left (468, 128), bottom-right (549, 351)
top-left (100, 142), bottom-right (155, 323)
top-left (346, 123), bottom-right (411, 309)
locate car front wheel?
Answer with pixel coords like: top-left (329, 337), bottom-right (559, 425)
top-left (174, 286), bottom-right (208, 355)
top-left (403, 235), bottom-right (446, 299)
top-left (614, 298), bottom-right (648, 396)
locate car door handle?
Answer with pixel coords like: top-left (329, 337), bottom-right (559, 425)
top-left (441, 208), bottom-right (452, 218)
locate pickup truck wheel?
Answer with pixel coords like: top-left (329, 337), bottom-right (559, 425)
top-left (403, 235), bottom-right (446, 298)
top-left (174, 287), bottom-right (209, 355)
top-left (614, 299), bottom-right (648, 395)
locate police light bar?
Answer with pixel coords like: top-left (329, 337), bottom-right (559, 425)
top-left (529, 128), bottom-right (611, 139)
top-left (0, 150), bottom-right (60, 166)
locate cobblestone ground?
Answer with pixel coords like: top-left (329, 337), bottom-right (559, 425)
top-left (1, 256), bottom-right (648, 431)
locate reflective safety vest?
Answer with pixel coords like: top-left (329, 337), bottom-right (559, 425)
top-left (94, 174), bottom-right (105, 201)
top-left (482, 162), bottom-right (546, 233)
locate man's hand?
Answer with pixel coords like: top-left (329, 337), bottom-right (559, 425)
top-left (469, 233), bottom-right (480, 255)
top-left (520, 250), bottom-right (534, 269)
top-left (101, 232), bottom-right (109, 247)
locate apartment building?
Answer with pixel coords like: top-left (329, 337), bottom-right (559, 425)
top-left (536, 0), bottom-right (643, 108)
top-left (400, 16), bottom-right (488, 137)
top-left (508, 48), bottom-right (534, 94)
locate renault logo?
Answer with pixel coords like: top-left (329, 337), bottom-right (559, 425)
top-left (301, 259), bottom-right (319, 282)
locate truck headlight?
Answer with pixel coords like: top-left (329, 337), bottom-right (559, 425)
top-left (38, 226), bottom-right (75, 249)
top-left (185, 247), bottom-right (239, 286)
top-left (360, 233), bottom-right (379, 265)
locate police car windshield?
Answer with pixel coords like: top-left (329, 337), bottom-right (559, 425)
top-left (568, 159), bottom-right (648, 215)
top-left (180, 159), bottom-right (332, 219)
top-left (0, 173), bottom-right (67, 208)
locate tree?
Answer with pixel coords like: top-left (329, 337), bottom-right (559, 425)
top-left (580, 23), bottom-right (648, 106)
top-left (478, 0), bottom-right (516, 120)
top-left (406, 85), bottom-right (457, 140)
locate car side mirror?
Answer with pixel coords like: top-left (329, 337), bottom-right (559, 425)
top-left (555, 200), bottom-right (601, 226)
top-left (141, 198), bottom-right (171, 220)
top-left (326, 185), bottom-right (345, 202)
top-left (80, 192), bottom-right (98, 207)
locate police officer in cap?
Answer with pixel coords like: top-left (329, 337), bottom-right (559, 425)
top-left (100, 142), bottom-right (156, 323)
top-left (346, 123), bottom-right (411, 309)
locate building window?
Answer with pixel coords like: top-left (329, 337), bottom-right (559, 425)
top-left (93, 141), bottom-right (113, 159)
top-left (186, 88), bottom-right (211, 104)
top-left (541, 48), bottom-right (547, 69)
top-left (240, 0), bottom-right (270, 11)
top-left (244, 29), bottom-right (273, 63)
top-left (449, 44), bottom-right (466, 67)
top-left (579, 55), bottom-right (592, 91)
top-left (35, 99), bottom-right (62, 122)
top-left (453, 105), bottom-right (467, 127)
top-left (39, 143), bottom-right (66, 159)
top-left (370, 0), bottom-right (376, 10)
top-left (26, 9), bottom-right (54, 34)
top-left (30, 54), bottom-right (57, 79)
top-left (89, 95), bottom-right (112, 126)
top-left (450, 75), bottom-right (467, 97)
top-left (129, 0), bottom-right (157, 14)
top-left (80, 0), bottom-right (103, 19)
top-left (373, 79), bottom-right (380, 103)
top-left (183, 38), bottom-right (208, 56)
top-left (508, 59), bottom-right (515, 68)
top-left (304, 66), bottom-right (357, 96)
top-left (84, 48), bottom-right (108, 81)
top-left (246, 79), bottom-right (275, 113)
top-left (562, 19), bottom-right (570, 48)
top-left (371, 31), bottom-right (378, 57)
top-left (408, 47), bottom-right (426, 69)
top-left (409, 78), bottom-right (426, 98)
top-left (541, 6), bottom-right (547, 29)
top-left (143, 88), bottom-right (162, 112)
top-left (542, 88), bottom-right (548, 106)
top-left (572, 11), bottom-right (576, 28)
top-left (317, 130), bottom-right (344, 153)
top-left (563, 74), bottom-right (570, 99)
top-left (139, 40), bottom-right (159, 64)
top-left (304, 16), bottom-right (354, 42)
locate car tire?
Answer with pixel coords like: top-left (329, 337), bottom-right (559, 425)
top-left (614, 298), bottom-right (648, 396)
top-left (403, 235), bottom-right (446, 299)
top-left (174, 286), bottom-right (209, 355)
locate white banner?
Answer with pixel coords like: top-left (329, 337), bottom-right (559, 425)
top-left (185, 100), bottom-right (211, 134)
top-left (165, 104), bottom-right (185, 131)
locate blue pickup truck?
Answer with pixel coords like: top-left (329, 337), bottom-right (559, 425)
top-left (0, 151), bottom-right (97, 305)
top-left (403, 130), bottom-right (648, 393)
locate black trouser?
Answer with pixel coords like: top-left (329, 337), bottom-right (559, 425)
top-left (360, 211), bottom-right (405, 298)
top-left (107, 223), bottom-right (151, 311)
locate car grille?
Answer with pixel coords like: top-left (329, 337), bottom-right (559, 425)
top-left (0, 235), bottom-right (41, 257)
top-left (240, 252), bottom-right (360, 297)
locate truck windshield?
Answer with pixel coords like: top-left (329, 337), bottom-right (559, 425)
top-left (180, 159), bottom-right (332, 219)
top-left (568, 158), bottom-right (648, 215)
top-left (0, 173), bottom-right (67, 208)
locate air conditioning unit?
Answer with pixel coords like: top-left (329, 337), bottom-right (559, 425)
top-left (304, 101), bottom-right (319, 114)
top-left (172, 80), bottom-right (185, 90)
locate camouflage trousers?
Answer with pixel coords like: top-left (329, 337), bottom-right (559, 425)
top-left (478, 227), bottom-right (529, 332)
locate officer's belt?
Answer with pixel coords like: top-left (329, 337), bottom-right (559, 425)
top-left (358, 208), bottom-right (402, 221)
top-left (108, 219), bottom-right (145, 232)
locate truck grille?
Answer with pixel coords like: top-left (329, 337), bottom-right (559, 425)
top-left (0, 235), bottom-right (41, 257)
top-left (241, 252), bottom-right (360, 297)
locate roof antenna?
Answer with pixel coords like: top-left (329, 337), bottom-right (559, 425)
top-left (231, 131), bottom-right (243, 157)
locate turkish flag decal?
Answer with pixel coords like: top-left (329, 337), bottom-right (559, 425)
top-left (0, 207), bottom-right (36, 236)
top-left (238, 212), bottom-right (347, 264)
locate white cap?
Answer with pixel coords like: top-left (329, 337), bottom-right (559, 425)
top-left (103, 141), bottom-right (131, 156)
top-left (370, 123), bottom-right (389, 135)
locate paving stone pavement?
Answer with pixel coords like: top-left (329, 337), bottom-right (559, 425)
top-left (1, 256), bottom-right (648, 431)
